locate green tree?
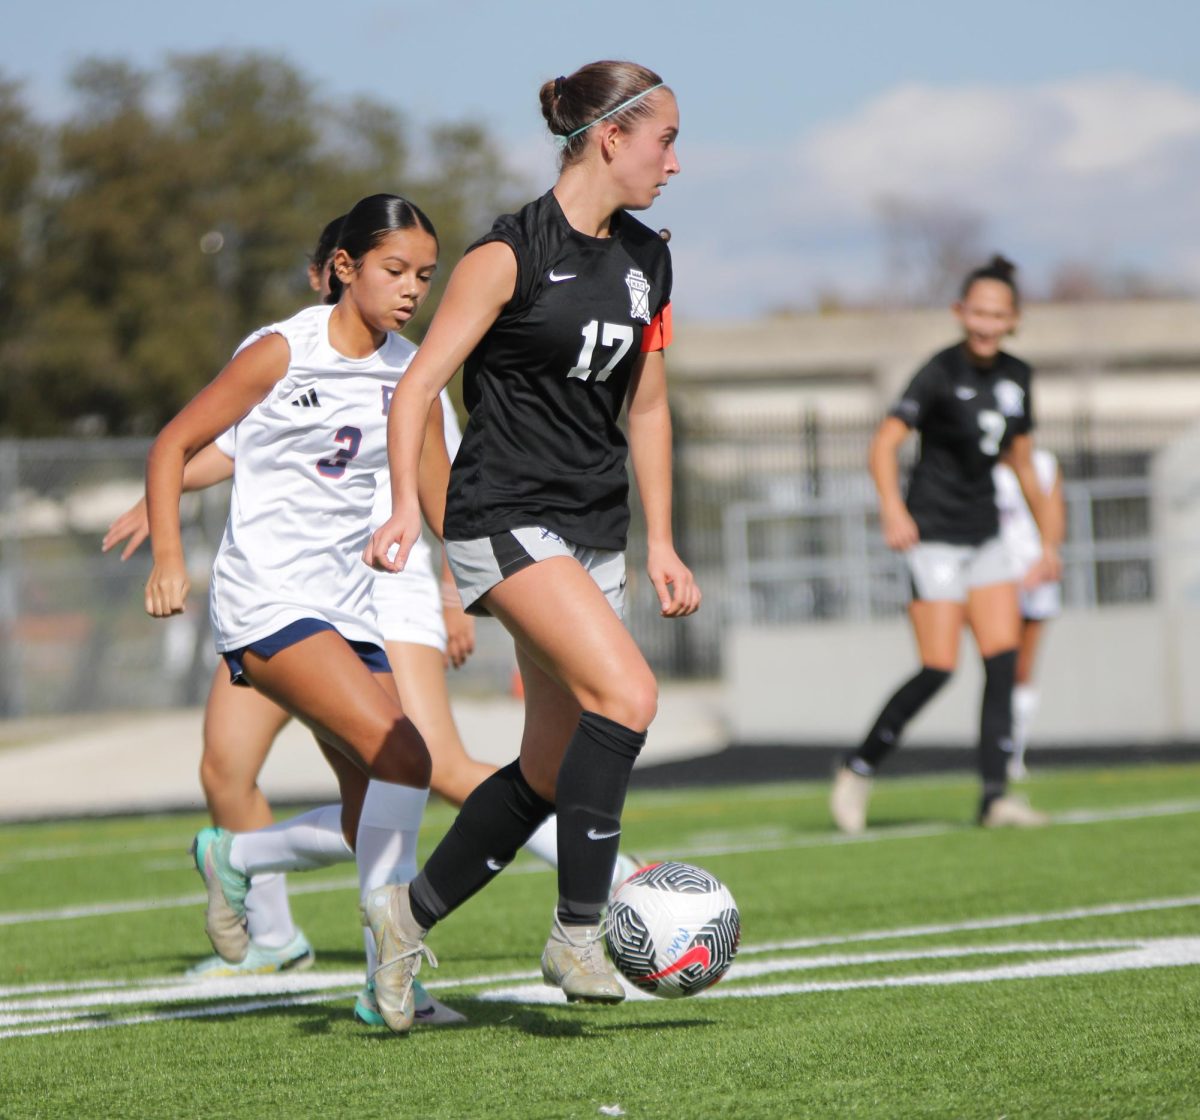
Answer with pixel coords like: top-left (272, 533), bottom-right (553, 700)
top-left (2, 51), bottom-right (526, 436)
top-left (0, 74), bottom-right (44, 432)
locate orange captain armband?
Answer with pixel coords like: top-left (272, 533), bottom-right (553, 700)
top-left (640, 301), bottom-right (673, 352)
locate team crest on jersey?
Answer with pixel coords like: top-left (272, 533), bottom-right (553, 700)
top-left (625, 268), bottom-right (652, 324)
top-left (993, 379), bottom-right (1026, 418)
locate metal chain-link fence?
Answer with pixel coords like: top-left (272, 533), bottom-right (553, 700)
top-left (0, 411), bottom-right (1191, 715)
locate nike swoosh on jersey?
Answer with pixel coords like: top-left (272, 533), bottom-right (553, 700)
top-left (486, 858), bottom-right (505, 871)
top-left (586, 827), bottom-right (621, 841)
top-left (955, 387), bottom-right (977, 400)
top-left (548, 269), bottom-right (577, 282)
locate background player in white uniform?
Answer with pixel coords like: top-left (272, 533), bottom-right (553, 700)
top-left (830, 256), bottom-right (1063, 833)
top-left (107, 217), bottom-right (349, 980)
top-left (362, 60), bottom-right (698, 1030)
top-left (994, 448), bottom-right (1065, 779)
top-left (143, 194), bottom-right (446, 1034)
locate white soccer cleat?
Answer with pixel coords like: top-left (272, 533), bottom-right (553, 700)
top-left (830, 767), bottom-right (872, 835)
top-left (361, 884), bottom-right (436, 1034)
top-left (355, 979), bottom-right (466, 1028)
top-left (185, 930), bottom-right (314, 979)
top-left (541, 915), bottom-right (626, 1004)
top-left (980, 794), bottom-right (1050, 829)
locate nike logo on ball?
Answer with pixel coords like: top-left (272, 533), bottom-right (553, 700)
top-left (548, 269), bottom-right (577, 282)
top-left (644, 944), bottom-right (712, 980)
top-left (587, 827), bottom-right (621, 841)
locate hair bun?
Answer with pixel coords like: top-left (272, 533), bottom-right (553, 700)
top-left (988, 254), bottom-right (1016, 280)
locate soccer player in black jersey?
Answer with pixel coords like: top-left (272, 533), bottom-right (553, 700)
top-left (831, 256), bottom-right (1063, 833)
top-left (362, 60), bottom-right (699, 1028)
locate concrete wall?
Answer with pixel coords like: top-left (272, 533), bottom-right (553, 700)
top-left (725, 604), bottom-right (1195, 746)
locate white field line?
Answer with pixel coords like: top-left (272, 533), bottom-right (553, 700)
top-left (0, 969), bottom-right (365, 1020)
top-left (0, 941), bottom-right (1132, 1032)
top-left (1, 796), bottom-right (1198, 929)
top-left (479, 937), bottom-right (1200, 1005)
top-left (0, 836), bottom-right (185, 867)
top-left (0, 990), bottom-right (355, 1040)
top-left (738, 894), bottom-right (1200, 955)
top-left (3, 896), bottom-right (1200, 1038)
top-left (7, 932), bottom-right (1183, 1031)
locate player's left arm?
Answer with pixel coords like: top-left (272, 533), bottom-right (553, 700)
top-left (627, 347), bottom-right (700, 618)
top-left (1002, 434), bottom-right (1063, 584)
top-left (415, 393), bottom-right (451, 542)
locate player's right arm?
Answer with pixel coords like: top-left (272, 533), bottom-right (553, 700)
top-left (366, 242), bottom-right (516, 573)
top-left (144, 334), bottom-right (290, 617)
top-left (103, 442), bottom-right (234, 561)
top-left (869, 416), bottom-right (919, 551)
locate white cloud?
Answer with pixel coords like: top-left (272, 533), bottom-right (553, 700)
top-left (662, 74), bottom-right (1200, 317)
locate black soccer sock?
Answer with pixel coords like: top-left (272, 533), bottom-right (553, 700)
top-left (407, 760), bottom-right (553, 931)
top-left (848, 666), bottom-right (952, 772)
top-left (555, 710), bottom-right (646, 927)
top-left (979, 649), bottom-right (1017, 814)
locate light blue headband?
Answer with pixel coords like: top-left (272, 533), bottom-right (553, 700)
top-left (554, 83), bottom-right (664, 151)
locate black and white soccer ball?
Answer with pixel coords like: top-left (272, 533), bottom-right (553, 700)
top-left (605, 861), bottom-right (740, 998)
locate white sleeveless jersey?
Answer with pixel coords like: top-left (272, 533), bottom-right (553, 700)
top-left (993, 449), bottom-right (1058, 573)
top-left (209, 304), bottom-right (416, 652)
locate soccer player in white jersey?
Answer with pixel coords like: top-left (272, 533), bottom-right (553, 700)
top-left (994, 448), bottom-right (1065, 779)
top-left (109, 215), bottom-right (637, 1026)
top-left (144, 194), bottom-right (447, 1034)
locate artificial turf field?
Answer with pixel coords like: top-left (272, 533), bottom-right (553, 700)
top-left (2, 763), bottom-right (1199, 1119)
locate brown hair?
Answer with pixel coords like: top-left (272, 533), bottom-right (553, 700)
top-left (539, 60), bottom-right (666, 167)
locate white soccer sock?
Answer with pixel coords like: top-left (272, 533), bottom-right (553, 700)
top-left (228, 804), bottom-right (352, 876)
top-left (356, 779), bottom-right (428, 902)
top-left (1011, 683), bottom-right (1039, 763)
top-left (363, 927), bottom-right (377, 979)
top-left (244, 872), bottom-right (296, 949)
top-left (522, 814), bottom-right (559, 868)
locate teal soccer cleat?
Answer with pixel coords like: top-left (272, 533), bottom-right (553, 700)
top-left (190, 826), bottom-right (251, 963)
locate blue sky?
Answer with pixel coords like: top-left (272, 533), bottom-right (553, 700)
top-left (5, 1), bottom-right (1199, 318)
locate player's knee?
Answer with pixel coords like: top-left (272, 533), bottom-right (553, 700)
top-left (916, 665), bottom-right (953, 695)
top-left (368, 714), bottom-right (432, 788)
top-left (198, 750), bottom-right (246, 802)
top-left (593, 672), bottom-right (658, 733)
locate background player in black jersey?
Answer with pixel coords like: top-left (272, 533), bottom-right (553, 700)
top-left (831, 256), bottom-right (1063, 833)
top-left (362, 59), bottom-right (698, 1029)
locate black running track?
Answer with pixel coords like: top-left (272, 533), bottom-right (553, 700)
top-left (630, 742), bottom-right (1200, 790)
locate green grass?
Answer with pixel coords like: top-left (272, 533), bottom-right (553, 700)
top-left (2, 764), bottom-right (1199, 1118)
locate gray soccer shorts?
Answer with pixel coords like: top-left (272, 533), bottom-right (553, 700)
top-left (444, 526), bottom-right (627, 619)
top-left (905, 536), bottom-right (1018, 603)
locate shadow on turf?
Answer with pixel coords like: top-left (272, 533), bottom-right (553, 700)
top-left (357, 1000), bottom-right (715, 1039)
top-left (201, 999), bottom-right (715, 1039)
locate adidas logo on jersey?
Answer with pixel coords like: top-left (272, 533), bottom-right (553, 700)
top-left (291, 389), bottom-right (321, 408)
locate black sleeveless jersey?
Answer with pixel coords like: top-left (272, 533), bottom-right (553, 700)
top-left (444, 191), bottom-right (672, 550)
top-left (890, 343), bottom-right (1034, 546)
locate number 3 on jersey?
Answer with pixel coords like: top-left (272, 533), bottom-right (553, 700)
top-left (316, 426), bottom-right (362, 478)
top-left (567, 320), bottom-right (634, 382)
